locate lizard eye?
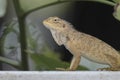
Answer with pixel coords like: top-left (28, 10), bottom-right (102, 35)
top-left (53, 18), bottom-right (60, 22)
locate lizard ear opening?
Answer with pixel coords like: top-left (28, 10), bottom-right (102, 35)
top-left (62, 24), bottom-right (66, 28)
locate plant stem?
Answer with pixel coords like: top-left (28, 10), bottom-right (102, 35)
top-left (18, 17), bottom-right (29, 70)
top-left (60, 0), bottom-right (116, 6)
top-left (0, 56), bottom-right (21, 69)
top-left (0, 22), bottom-right (21, 69)
top-left (0, 21), bottom-right (17, 69)
top-left (13, 0), bottom-right (29, 70)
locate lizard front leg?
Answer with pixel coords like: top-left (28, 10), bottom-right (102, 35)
top-left (69, 55), bottom-right (81, 70)
top-left (56, 55), bottom-right (81, 71)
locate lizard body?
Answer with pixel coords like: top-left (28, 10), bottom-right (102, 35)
top-left (43, 17), bottom-right (120, 71)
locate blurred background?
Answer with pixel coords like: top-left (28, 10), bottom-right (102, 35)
top-left (0, 0), bottom-right (120, 71)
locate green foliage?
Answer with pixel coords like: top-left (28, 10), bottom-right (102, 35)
top-left (0, 21), bottom-right (21, 69)
top-left (112, 0), bottom-right (120, 3)
top-left (0, 0), bottom-right (7, 17)
top-left (113, 2), bottom-right (120, 21)
top-left (19, 0), bottom-right (58, 13)
top-left (30, 47), bottom-right (88, 70)
top-left (0, 21), bottom-right (17, 55)
top-left (60, 0), bottom-right (116, 6)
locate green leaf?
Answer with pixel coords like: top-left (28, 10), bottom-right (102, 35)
top-left (60, 0), bottom-right (115, 6)
top-left (27, 34), bottom-right (37, 50)
top-left (112, 0), bottom-right (120, 3)
top-left (30, 47), bottom-right (88, 71)
top-left (0, 0), bottom-right (7, 17)
top-left (113, 3), bottom-right (120, 21)
top-left (31, 54), bottom-right (88, 70)
top-left (19, 0), bottom-right (58, 13)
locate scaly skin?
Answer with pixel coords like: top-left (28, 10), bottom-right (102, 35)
top-left (43, 17), bottom-right (120, 71)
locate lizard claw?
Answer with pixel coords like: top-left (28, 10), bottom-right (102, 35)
top-left (56, 68), bottom-right (74, 71)
top-left (97, 68), bottom-right (108, 71)
top-left (97, 67), bottom-right (120, 71)
top-left (56, 68), bottom-right (66, 71)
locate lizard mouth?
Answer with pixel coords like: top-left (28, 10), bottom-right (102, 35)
top-left (43, 21), bottom-right (54, 30)
top-left (43, 21), bottom-right (49, 28)
top-left (43, 19), bottom-right (57, 29)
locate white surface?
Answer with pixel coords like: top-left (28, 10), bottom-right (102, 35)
top-left (80, 57), bottom-right (109, 70)
top-left (0, 71), bottom-right (120, 80)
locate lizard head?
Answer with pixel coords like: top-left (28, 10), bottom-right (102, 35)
top-left (43, 16), bottom-right (73, 31)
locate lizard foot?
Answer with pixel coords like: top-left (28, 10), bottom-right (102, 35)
top-left (97, 67), bottom-right (120, 71)
top-left (56, 68), bottom-right (75, 71)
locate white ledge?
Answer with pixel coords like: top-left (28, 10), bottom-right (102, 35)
top-left (0, 71), bottom-right (120, 80)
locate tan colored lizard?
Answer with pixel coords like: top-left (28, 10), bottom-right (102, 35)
top-left (43, 16), bottom-right (120, 71)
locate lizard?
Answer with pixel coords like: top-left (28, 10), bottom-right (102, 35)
top-left (43, 16), bottom-right (120, 71)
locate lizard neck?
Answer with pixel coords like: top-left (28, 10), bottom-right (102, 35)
top-left (50, 26), bottom-right (79, 46)
top-left (50, 29), bottom-right (68, 46)
top-left (63, 27), bottom-right (79, 38)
